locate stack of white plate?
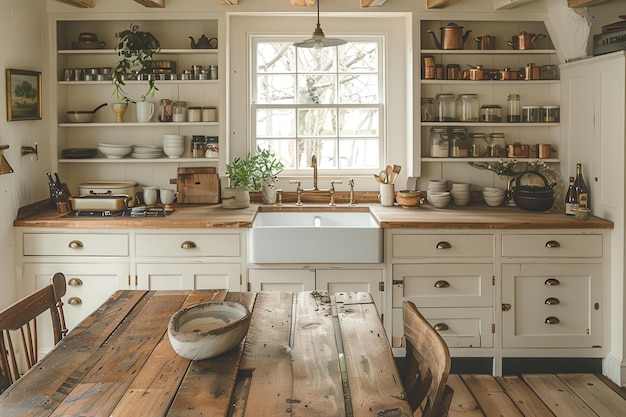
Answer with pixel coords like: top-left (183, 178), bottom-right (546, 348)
top-left (450, 182), bottom-right (471, 206)
top-left (131, 145), bottom-right (163, 159)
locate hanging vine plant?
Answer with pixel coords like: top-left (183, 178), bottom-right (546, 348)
top-left (111, 24), bottom-right (161, 103)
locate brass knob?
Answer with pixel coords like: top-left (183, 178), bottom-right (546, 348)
top-left (545, 297), bottom-right (560, 305)
top-left (436, 241), bottom-right (452, 250)
top-left (68, 297), bottom-right (82, 305)
top-left (545, 278), bottom-right (560, 286)
top-left (68, 278), bottom-right (83, 286)
top-left (68, 240), bottom-right (84, 249)
top-left (545, 316), bottom-right (560, 324)
top-left (434, 323), bottom-right (449, 331)
top-left (181, 241), bottom-right (197, 249)
top-left (434, 280), bottom-right (450, 288)
top-left (545, 240), bottom-right (560, 248)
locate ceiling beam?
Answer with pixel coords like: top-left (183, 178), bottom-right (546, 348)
top-left (426, 0), bottom-right (461, 9)
top-left (361, 0), bottom-right (388, 7)
top-left (290, 0), bottom-right (316, 5)
top-left (567, 0), bottom-right (609, 7)
top-left (54, 0), bottom-right (95, 7)
top-left (216, 0), bottom-right (239, 5)
top-left (134, 0), bottom-right (165, 7)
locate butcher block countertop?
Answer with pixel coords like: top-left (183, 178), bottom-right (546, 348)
top-left (14, 200), bottom-right (614, 229)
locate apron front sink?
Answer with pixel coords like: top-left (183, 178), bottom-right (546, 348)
top-left (249, 211), bottom-right (382, 263)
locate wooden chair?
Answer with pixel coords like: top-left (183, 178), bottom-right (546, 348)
top-left (403, 300), bottom-right (454, 417)
top-left (0, 273), bottom-right (67, 392)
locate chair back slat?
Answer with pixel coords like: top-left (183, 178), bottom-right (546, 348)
top-left (403, 301), bottom-right (454, 417)
top-left (0, 273), bottom-right (67, 393)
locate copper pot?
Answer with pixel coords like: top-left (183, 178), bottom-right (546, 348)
top-left (507, 142), bottom-right (529, 158)
top-left (500, 67), bottom-right (520, 80)
top-left (475, 35), bottom-right (496, 50)
top-left (468, 65), bottom-right (484, 80)
top-left (508, 31), bottom-right (546, 50)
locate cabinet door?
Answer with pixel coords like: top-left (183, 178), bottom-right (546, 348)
top-left (502, 263), bottom-right (603, 348)
top-left (136, 263), bottom-right (241, 290)
top-left (248, 269), bottom-right (315, 292)
top-left (316, 269), bottom-right (383, 315)
top-left (23, 262), bottom-right (127, 356)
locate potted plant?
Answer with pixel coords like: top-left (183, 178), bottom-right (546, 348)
top-left (111, 24), bottom-right (161, 122)
top-left (255, 146), bottom-right (284, 204)
top-left (223, 147), bottom-right (284, 208)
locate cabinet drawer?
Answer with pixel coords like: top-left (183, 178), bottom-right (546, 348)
top-left (392, 263), bottom-right (493, 308)
top-left (392, 234), bottom-right (494, 258)
top-left (392, 307), bottom-right (493, 348)
top-left (135, 234), bottom-right (240, 258)
top-left (501, 234), bottom-right (602, 258)
top-left (23, 233), bottom-right (129, 256)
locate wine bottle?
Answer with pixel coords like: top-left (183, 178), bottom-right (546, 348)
top-left (574, 163), bottom-right (590, 210)
top-left (565, 176), bottom-right (577, 215)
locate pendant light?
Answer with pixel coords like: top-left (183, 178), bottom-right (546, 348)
top-left (293, 0), bottom-right (346, 49)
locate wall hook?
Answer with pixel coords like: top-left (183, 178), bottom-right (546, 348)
top-left (21, 143), bottom-right (39, 160)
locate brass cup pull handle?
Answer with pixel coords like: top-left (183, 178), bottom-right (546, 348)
top-left (436, 241), bottom-right (452, 250)
top-left (545, 297), bottom-right (560, 305)
top-left (434, 323), bottom-right (449, 331)
top-left (545, 278), bottom-right (560, 286)
top-left (545, 316), bottom-right (560, 324)
top-left (181, 241), bottom-right (197, 249)
top-left (68, 240), bottom-right (84, 249)
top-left (545, 240), bottom-right (560, 248)
top-left (68, 297), bottom-right (82, 305)
top-left (68, 278), bottom-right (83, 286)
top-left (434, 280), bottom-right (450, 288)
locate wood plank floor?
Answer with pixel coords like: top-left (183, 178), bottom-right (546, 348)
top-left (448, 374), bottom-right (626, 417)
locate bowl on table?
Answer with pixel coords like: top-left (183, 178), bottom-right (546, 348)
top-left (168, 301), bottom-right (251, 361)
top-left (427, 191), bottom-right (451, 208)
top-left (395, 190), bottom-right (425, 208)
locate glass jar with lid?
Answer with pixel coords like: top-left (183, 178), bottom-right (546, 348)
top-left (541, 105), bottom-right (560, 123)
top-left (434, 93), bottom-right (456, 122)
top-left (506, 94), bottom-right (521, 123)
top-left (469, 132), bottom-right (487, 157)
top-left (449, 127), bottom-right (469, 157)
top-left (421, 98), bottom-right (434, 121)
top-left (172, 101), bottom-right (187, 122)
top-left (457, 94), bottom-right (479, 122)
top-left (429, 127), bottom-right (449, 157)
top-left (521, 105), bottom-right (541, 123)
top-left (480, 104), bottom-right (502, 123)
top-left (488, 133), bottom-right (507, 157)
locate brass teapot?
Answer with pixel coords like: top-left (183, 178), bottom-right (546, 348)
top-left (427, 23), bottom-right (472, 50)
top-left (189, 35), bottom-right (218, 49)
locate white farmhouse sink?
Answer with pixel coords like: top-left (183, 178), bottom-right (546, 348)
top-left (249, 211), bottom-right (382, 263)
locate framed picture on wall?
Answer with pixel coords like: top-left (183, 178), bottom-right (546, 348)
top-left (6, 69), bottom-right (42, 121)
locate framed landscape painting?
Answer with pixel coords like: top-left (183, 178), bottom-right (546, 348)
top-left (6, 69), bottom-right (42, 121)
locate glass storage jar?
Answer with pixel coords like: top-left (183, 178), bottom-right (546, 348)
top-left (172, 101), bottom-right (187, 122)
top-left (434, 93), bottom-right (455, 122)
top-left (421, 98), bottom-right (434, 121)
top-left (522, 105), bottom-right (541, 123)
top-left (449, 127), bottom-right (469, 157)
top-left (480, 104), bottom-right (502, 122)
top-left (541, 105), bottom-right (560, 123)
top-left (429, 127), bottom-right (449, 157)
top-left (469, 132), bottom-right (487, 157)
top-left (488, 133), bottom-right (507, 157)
top-left (457, 94), bottom-right (479, 122)
top-left (506, 94), bottom-right (521, 123)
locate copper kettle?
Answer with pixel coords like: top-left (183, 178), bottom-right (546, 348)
top-left (507, 31), bottom-right (546, 50)
top-left (427, 23), bottom-right (472, 50)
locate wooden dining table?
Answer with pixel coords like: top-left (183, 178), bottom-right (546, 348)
top-left (0, 289), bottom-right (412, 417)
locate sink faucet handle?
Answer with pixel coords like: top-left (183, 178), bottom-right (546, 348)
top-left (289, 179), bottom-right (303, 206)
top-left (329, 180), bottom-right (343, 206)
top-left (348, 178), bottom-right (356, 206)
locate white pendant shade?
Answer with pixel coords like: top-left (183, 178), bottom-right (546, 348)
top-left (293, 0), bottom-right (346, 48)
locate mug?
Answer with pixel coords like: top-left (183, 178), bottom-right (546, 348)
top-left (143, 186), bottom-right (157, 206)
top-left (378, 183), bottom-right (395, 207)
top-left (159, 189), bottom-right (177, 206)
top-left (136, 101), bottom-right (155, 123)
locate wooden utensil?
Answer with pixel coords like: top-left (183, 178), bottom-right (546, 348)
top-left (391, 165), bottom-right (401, 184)
top-left (374, 174), bottom-right (385, 184)
top-left (378, 170), bottom-right (388, 184)
top-left (385, 165), bottom-right (393, 182)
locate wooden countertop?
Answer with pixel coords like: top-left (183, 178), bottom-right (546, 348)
top-left (14, 201), bottom-right (614, 229)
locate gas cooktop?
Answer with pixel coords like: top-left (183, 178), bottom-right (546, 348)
top-left (64, 207), bottom-right (175, 218)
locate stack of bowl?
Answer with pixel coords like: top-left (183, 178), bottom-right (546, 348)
top-left (450, 183), bottom-right (471, 206)
top-left (163, 134), bottom-right (185, 158)
top-left (428, 179), bottom-right (448, 193)
top-left (482, 187), bottom-right (506, 206)
top-left (97, 143), bottom-right (132, 159)
top-left (427, 191), bottom-right (451, 208)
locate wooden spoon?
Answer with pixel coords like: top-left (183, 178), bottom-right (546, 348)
top-left (385, 165), bottom-right (393, 183)
top-left (373, 174), bottom-right (385, 184)
top-left (391, 165), bottom-right (401, 184)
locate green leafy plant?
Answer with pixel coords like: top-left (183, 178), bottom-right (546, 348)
top-left (112, 24), bottom-right (161, 103)
top-left (225, 147), bottom-right (284, 191)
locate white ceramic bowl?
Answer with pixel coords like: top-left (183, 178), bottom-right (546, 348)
top-left (163, 146), bottom-right (184, 158)
top-left (168, 301), bottom-right (251, 361)
top-left (483, 187), bottom-right (505, 194)
top-left (427, 191), bottom-right (451, 208)
top-left (98, 143), bottom-right (132, 159)
top-left (484, 194), bottom-right (505, 206)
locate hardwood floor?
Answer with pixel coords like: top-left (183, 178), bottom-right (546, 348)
top-left (448, 374), bottom-right (626, 417)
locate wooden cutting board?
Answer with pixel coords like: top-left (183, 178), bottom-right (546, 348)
top-left (176, 167), bottom-right (221, 204)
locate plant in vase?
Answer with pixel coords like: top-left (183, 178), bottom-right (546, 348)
top-left (111, 24), bottom-right (161, 122)
top-left (223, 153), bottom-right (259, 209)
top-left (255, 146), bottom-right (284, 204)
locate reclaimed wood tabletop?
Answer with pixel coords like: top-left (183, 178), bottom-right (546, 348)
top-left (0, 289), bottom-right (411, 417)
